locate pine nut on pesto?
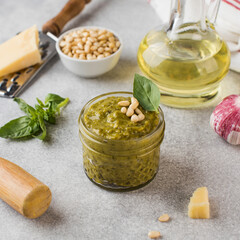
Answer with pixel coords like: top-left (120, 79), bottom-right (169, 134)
top-left (78, 92), bottom-right (165, 191)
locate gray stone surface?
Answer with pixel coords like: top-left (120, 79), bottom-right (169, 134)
top-left (0, 0), bottom-right (240, 239)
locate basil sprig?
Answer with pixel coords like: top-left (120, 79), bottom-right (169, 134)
top-left (133, 74), bottom-right (160, 112)
top-left (0, 93), bottom-right (69, 140)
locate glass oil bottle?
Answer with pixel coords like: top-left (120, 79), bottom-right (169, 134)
top-left (137, 0), bottom-right (230, 108)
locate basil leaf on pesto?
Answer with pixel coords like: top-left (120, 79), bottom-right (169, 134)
top-left (133, 74), bottom-right (160, 112)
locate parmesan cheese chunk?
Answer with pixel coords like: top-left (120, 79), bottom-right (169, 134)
top-left (0, 25), bottom-right (41, 77)
top-left (188, 187), bottom-right (210, 219)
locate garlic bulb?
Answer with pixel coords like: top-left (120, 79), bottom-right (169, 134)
top-left (210, 95), bottom-right (240, 145)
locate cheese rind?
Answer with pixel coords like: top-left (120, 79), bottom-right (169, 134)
top-left (0, 25), bottom-right (41, 77)
top-left (188, 187), bottom-right (210, 219)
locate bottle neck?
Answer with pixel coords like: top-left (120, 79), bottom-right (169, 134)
top-left (169, 0), bottom-right (207, 31)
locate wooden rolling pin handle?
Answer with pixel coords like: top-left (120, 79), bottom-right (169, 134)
top-left (42, 0), bottom-right (91, 36)
top-left (0, 157), bottom-right (52, 219)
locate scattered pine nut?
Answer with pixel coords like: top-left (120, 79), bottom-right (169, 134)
top-left (135, 108), bottom-right (142, 115)
top-left (158, 214), bottom-right (170, 222)
top-left (118, 101), bottom-right (130, 107)
top-left (126, 107), bottom-right (134, 117)
top-left (138, 113), bottom-right (145, 121)
top-left (121, 107), bottom-right (127, 114)
top-left (148, 231), bottom-right (161, 239)
top-left (118, 99), bottom-right (145, 122)
top-left (130, 97), bottom-right (139, 110)
top-left (131, 114), bottom-right (139, 122)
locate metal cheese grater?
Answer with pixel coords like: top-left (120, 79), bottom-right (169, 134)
top-left (0, 32), bottom-right (57, 98)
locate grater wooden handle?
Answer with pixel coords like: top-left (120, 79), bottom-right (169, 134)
top-left (0, 157), bottom-right (52, 218)
top-left (42, 0), bottom-right (91, 36)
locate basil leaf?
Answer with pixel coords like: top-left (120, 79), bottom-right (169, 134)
top-left (44, 95), bottom-right (69, 123)
top-left (44, 110), bottom-right (56, 124)
top-left (35, 104), bottom-right (49, 122)
top-left (14, 98), bottom-right (36, 117)
top-left (133, 74), bottom-right (160, 112)
top-left (0, 93), bottom-right (69, 141)
top-left (55, 97), bottom-right (69, 114)
top-left (33, 115), bottom-right (47, 140)
top-left (45, 93), bottom-right (66, 105)
top-left (36, 98), bottom-right (45, 108)
top-left (0, 116), bottom-right (40, 139)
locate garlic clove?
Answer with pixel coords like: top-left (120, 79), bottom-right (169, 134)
top-left (227, 131), bottom-right (240, 145)
top-left (210, 95), bottom-right (240, 145)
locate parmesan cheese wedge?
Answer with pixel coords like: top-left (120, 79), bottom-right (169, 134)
top-left (0, 25), bottom-right (41, 77)
top-left (188, 187), bottom-right (210, 219)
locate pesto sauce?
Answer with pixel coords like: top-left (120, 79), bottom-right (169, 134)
top-left (80, 95), bottom-right (164, 190)
top-left (84, 96), bottom-right (159, 140)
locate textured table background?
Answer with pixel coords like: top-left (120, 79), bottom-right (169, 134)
top-left (0, 1), bottom-right (240, 239)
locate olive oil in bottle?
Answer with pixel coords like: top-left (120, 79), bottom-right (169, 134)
top-left (137, 27), bottom-right (230, 108)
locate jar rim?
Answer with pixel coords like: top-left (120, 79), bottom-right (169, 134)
top-left (78, 91), bottom-right (165, 144)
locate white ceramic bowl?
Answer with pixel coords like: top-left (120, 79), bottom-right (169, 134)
top-left (56, 26), bottom-right (123, 78)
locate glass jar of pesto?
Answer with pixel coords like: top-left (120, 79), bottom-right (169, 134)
top-left (78, 92), bottom-right (165, 191)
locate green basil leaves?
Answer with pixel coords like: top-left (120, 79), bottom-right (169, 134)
top-left (0, 116), bottom-right (38, 139)
top-left (133, 74), bottom-right (160, 112)
top-left (0, 93), bottom-right (69, 140)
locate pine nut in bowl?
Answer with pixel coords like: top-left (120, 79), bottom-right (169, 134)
top-left (56, 26), bottom-right (123, 78)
